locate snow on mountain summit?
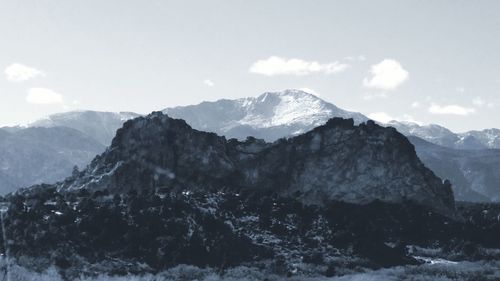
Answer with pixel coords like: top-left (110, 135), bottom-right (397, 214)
top-left (238, 90), bottom-right (342, 127)
top-left (29, 110), bottom-right (141, 145)
top-left (387, 120), bottom-right (500, 150)
top-left (164, 89), bottom-right (368, 141)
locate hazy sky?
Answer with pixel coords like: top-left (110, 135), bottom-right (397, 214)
top-left (1, 0), bottom-right (500, 132)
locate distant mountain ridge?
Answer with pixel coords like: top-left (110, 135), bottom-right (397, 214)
top-left (4, 114), bottom-right (499, 279)
top-left (161, 90), bottom-right (500, 202)
top-left (29, 110), bottom-right (140, 146)
top-left (388, 121), bottom-right (500, 150)
top-left (0, 89), bottom-right (498, 202)
top-left (407, 136), bottom-right (500, 201)
top-left (164, 89), bottom-right (500, 150)
top-left (0, 111), bottom-right (139, 193)
top-left (0, 126), bottom-right (105, 194)
top-left (163, 89), bottom-right (368, 141)
top-left (56, 112), bottom-right (455, 214)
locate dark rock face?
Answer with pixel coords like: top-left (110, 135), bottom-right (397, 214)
top-left (161, 91), bottom-right (500, 203)
top-left (3, 91), bottom-right (498, 203)
top-left (59, 112), bottom-right (454, 215)
top-left (3, 113), bottom-right (499, 279)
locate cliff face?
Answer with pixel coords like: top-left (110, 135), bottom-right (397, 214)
top-left (59, 112), bottom-right (454, 214)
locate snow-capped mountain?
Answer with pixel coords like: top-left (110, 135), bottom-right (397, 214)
top-left (161, 90), bottom-right (500, 202)
top-left (387, 121), bottom-right (462, 148)
top-left (29, 110), bottom-right (140, 146)
top-left (2, 112), bottom-right (499, 280)
top-left (164, 89), bottom-right (500, 150)
top-left (163, 89), bottom-right (368, 141)
top-left (1, 90), bottom-right (498, 202)
top-left (388, 121), bottom-right (500, 150)
top-left (460, 128), bottom-right (500, 149)
top-left (59, 112), bottom-right (454, 214)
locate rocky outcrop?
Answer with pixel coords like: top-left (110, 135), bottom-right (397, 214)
top-left (59, 112), bottom-right (454, 215)
top-left (4, 90), bottom-right (497, 203)
top-left (6, 113), bottom-right (500, 280)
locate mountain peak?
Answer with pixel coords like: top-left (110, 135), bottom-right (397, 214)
top-left (387, 120), bottom-right (500, 149)
top-left (58, 112), bottom-right (455, 215)
top-left (259, 88), bottom-right (319, 99)
top-left (164, 90), bottom-right (368, 141)
top-left (29, 110), bottom-right (141, 145)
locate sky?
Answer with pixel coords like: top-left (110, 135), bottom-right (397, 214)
top-left (1, 0), bottom-right (500, 132)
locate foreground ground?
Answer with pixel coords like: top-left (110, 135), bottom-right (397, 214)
top-left (2, 260), bottom-right (500, 281)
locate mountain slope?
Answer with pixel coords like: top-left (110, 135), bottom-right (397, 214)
top-left (57, 112), bottom-right (454, 214)
top-left (388, 121), bottom-right (500, 150)
top-left (387, 121), bottom-right (464, 148)
top-left (2, 90), bottom-right (498, 202)
top-left (0, 127), bottom-right (105, 194)
top-left (0, 111), bottom-right (140, 192)
top-left (163, 90), bottom-right (500, 150)
top-left (163, 89), bottom-right (368, 141)
top-left (3, 113), bottom-right (499, 279)
top-left (460, 128), bottom-right (500, 149)
top-left (161, 90), bottom-right (500, 202)
top-left (408, 136), bottom-right (500, 202)
top-left (29, 110), bottom-right (140, 146)
top-left (0, 171), bottom-right (16, 191)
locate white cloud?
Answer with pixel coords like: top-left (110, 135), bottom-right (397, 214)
top-left (26, 88), bottom-right (63, 105)
top-left (369, 112), bottom-right (423, 125)
top-left (472, 97), bottom-right (485, 107)
top-left (203, 79), bottom-right (214, 87)
top-left (299, 87), bottom-right (319, 96)
top-left (472, 97), bottom-right (494, 108)
top-left (456, 87), bottom-right (465, 93)
top-left (362, 92), bottom-right (388, 100)
top-left (411, 101), bottom-right (421, 108)
top-left (428, 103), bottom-right (475, 115)
top-left (4, 63), bottom-right (45, 82)
top-left (363, 59), bottom-right (409, 90)
top-left (249, 56), bottom-right (349, 76)
top-left (368, 112), bottom-right (394, 123)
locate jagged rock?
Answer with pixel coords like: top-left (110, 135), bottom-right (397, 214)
top-left (3, 113), bottom-right (500, 279)
top-left (59, 112), bottom-right (454, 215)
top-left (3, 90), bottom-right (499, 202)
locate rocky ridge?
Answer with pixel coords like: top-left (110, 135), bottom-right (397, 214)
top-left (1, 113), bottom-right (499, 280)
top-left (56, 112), bottom-right (454, 215)
top-left (2, 90), bottom-right (498, 203)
